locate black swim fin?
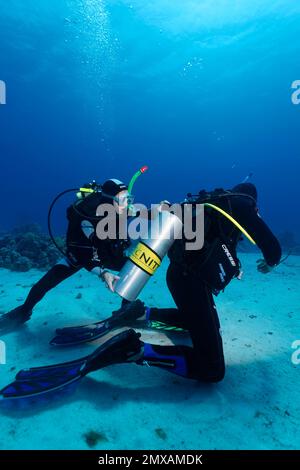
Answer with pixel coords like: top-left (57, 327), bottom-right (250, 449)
top-left (0, 329), bottom-right (143, 401)
top-left (50, 300), bottom-right (145, 346)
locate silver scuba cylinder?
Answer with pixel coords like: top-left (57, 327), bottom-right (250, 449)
top-left (114, 211), bottom-right (183, 301)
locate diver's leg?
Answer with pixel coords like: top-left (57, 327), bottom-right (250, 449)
top-left (145, 264), bottom-right (189, 329)
top-left (23, 260), bottom-right (80, 311)
top-left (0, 260), bottom-right (80, 331)
top-left (137, 272), bottom-right (191, 330)
top-left (137, 264), bottom-right (225, 382)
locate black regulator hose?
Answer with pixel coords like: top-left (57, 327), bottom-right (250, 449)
top-left (47, 189), bottom-right (78, 263)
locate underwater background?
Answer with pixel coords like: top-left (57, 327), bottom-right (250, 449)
top-left (0, 0), bottom-right (300, 237)
top-left (0, 0), bottom-right (300, 451)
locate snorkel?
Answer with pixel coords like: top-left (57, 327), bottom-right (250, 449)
top-left (128, 166), bottom-right (148, 195)
top-left (127, 166), bottom-right (148, 212)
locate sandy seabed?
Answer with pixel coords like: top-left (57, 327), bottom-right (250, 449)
top-left (0, 253), bottom-right (299, 450)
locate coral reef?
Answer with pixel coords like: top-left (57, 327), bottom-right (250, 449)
top-left (0, 224), bottom-right (65, 272)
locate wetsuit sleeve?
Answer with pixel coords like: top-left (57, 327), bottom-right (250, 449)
top-left (234, 202), bottom-right (282, 266)
top-left (91, 235), bottom-right (129, 271)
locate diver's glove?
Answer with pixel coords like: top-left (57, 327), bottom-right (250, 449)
top-left (0, 305), bottom-right (32, 333)
top-left (256, 259), bottom-right (274, 274)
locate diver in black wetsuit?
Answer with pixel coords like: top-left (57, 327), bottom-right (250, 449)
top-left (137, 182), bottom-right (282, 382)
top-left (0, 179), bottom-right (134, 332)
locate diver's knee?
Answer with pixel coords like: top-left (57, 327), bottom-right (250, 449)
top-left (208, 366), bottom-right (225, 383)
top-left (193, 360), bottom-right (225, 383)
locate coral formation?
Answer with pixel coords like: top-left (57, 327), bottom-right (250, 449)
top-left (0, 224), bottom-right (64, 272)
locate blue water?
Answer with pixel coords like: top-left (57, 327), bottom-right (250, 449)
top-left (0, 0), bottom-right (299, 236)
top-left (0, 0), bottom-right (300, 452)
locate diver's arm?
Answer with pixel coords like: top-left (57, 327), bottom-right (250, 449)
top-left (251, 215), bottom-right (281, 266)
top-left (237, 205), bottom-right (282, 267)
top-left (90, 235), bottom-right (128, 291)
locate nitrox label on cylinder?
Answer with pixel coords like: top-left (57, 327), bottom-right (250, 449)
top-left (130, 242), bottom-right (161, 275)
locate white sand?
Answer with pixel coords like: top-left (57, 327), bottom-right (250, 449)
top-left (0, 253), bottom-right (299, 450)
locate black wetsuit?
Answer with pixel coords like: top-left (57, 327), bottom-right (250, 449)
top-left (22, 193), bottom-right (129, 312)
top-left (142, 194), bottom-right (282, 382)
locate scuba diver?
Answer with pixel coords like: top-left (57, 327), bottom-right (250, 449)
top-left (0, 182), bottom-right (283, 401)
top-left (0, 177), bottom-right (141, 333)
top-left (138, 182), bottom-right (282, 382)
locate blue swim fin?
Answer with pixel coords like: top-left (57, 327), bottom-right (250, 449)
top-left (0, 329), bottom-right (142, 401)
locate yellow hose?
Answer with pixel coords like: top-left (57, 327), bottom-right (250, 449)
top-left (204, 203), bottom-right (256, 245)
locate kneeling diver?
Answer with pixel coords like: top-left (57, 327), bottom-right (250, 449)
top-left (142, 182), bottom-right (282, 382)
top-left (0, 178), bottom-right (137, 332)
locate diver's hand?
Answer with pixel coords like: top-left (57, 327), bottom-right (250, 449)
top-left (256, 259), bottom-right (274, 274)
top-left (101, 271), bottom-right (120, 292)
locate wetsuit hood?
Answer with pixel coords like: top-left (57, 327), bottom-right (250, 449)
top-left (231, 183), bottom-right (258, 202)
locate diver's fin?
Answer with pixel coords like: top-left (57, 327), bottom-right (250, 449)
top-left (51, 300), bottom-right (145, 346)
top-left (52, 320), bottom-right (187, 347)
top-left (1, 364), bottom-right (85, 400)
top-left (0, 329), bottom-right (142, 400)
top-left (51, 312), bottom-right (187, 347)
top-left (50, 323), bottom-right (110, 346)
top-left (15, 357), bottom-right (89, 381)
